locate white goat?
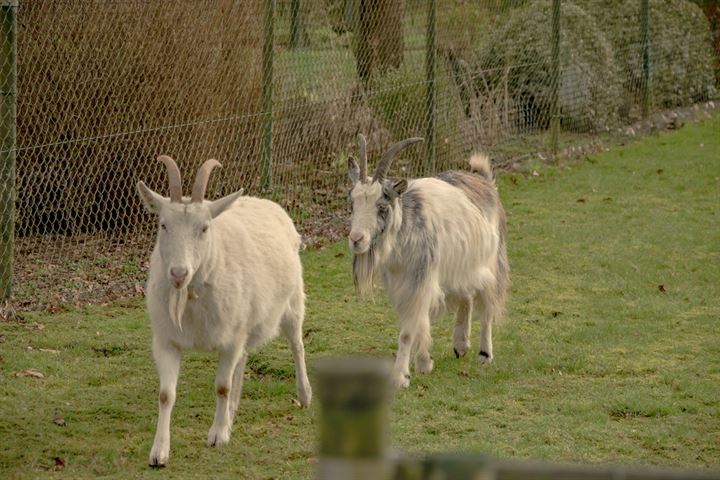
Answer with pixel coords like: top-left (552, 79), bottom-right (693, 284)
top-left (137, 156), bottom-right (311, 467)
top-left (347, 135), bottom-right (509, 388)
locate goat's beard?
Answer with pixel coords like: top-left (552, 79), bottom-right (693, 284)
top-left (352, 248), bottom-right (376, 298)
top-left (168, 287), bottom-right (188, 331)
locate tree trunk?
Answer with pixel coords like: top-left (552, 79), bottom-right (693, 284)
top-left (356, 0), bottom-right (404, 85)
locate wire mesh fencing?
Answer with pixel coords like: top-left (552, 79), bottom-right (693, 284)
top-left (0, 0), bottom-right (717, 311)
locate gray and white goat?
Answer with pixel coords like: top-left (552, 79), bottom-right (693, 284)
top-left (137, 156), bottom-right (311, 467)
top-left (347, 135), bottom-right (509, 388)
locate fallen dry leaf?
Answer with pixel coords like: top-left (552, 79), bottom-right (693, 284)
top-left (23, 322), bottom-right (45, 331)
top-left (53, 457), bottom-right (65, 470)
top-left (15, 368), bottom-right (45, 378)
top-left (52, 416), bottom-right (66, 427)
top-left (47, 303), bottom-right (67, 314)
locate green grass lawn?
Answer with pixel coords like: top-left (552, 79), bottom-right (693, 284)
top-left (1, 116), bottom-right (719, 478)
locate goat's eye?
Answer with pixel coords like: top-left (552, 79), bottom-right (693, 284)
top-left (201, 225), bottom-right (209, 234)
top-left (160, 223), bottom-right (167, 231)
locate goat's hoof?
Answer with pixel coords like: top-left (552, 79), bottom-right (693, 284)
top-left (296, 381), bottom-right (312, 407)
top-left (149, 444), bottom-right (169, 468)
top-left (415, 357), bottom-right (434, 374)
top-left (453, 341), bottom-right (470, 358)
top-left (207, 425), bottom-right (231, 447)
top-left (478, 350), bottom-right (493, 366)
top-left (391, 372), bottom-right (411, 389)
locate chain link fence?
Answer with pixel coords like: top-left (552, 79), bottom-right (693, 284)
top-left (0, 0), bottom-right (718, 312)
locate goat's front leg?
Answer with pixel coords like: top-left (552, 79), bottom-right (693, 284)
top-left (453, 298), bottom-right (472, 358)
top-left (392, 326), bottom-right (415, 388)
top-left (394, 313), bottom-right (431, 388)
top-left (208, 347), bottom-right (245, 447)
top-left (149, 340), bottom-right (181, 467)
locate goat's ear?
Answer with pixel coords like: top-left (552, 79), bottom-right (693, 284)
top-left (137, 181), bottom-right (165, 214)
top-left (391, 179), bottom-right (408, 196)
top-left (208, 188), bottom-right (244, 219)
top-left (348, 156), bottom-right (360, 185)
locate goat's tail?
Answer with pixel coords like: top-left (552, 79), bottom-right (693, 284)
top-left (468, 153), bottom-right (494, 183)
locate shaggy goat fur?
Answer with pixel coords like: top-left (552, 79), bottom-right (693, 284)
top-left (137, 156), bottom-right (311, 467)
top-left (348, 138), bottom-right (509, 388)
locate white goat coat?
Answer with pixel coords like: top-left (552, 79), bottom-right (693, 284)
top-left (382, 178), bottom-right (500, 319)
top-left (146, 197), bottom-right (304, 353)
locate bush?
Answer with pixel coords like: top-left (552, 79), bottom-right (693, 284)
top-left (367, 58), bottom-right (468, 175)
top-left (585, 0), bottom-right (717, 111)
top-left (474, 1), bottom-right (623, 132)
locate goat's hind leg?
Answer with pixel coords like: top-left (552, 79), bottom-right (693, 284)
top-left (413, 318), bottom-right (434, 374)
top-left (452, 298), bottom-right (472, 358)
top-left (475, 291), bottom-right (496, 365)
top-left (228, 351), bottom-right (248, 425)
top-left (280, 295), bottom-right (312, 407)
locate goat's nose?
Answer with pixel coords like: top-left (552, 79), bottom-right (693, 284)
top-left (349, 231), bottom-right (364, 244)
top-left (170, 266), bottom-right (188, 283)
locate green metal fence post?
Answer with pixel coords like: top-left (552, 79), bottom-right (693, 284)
top-left (549, 0), bottom-right (560, 160)
top-left (640, 0), bottom-right (650, 117)
top-left (425, 0), bottom-right (436, 175)
top-left (0, 1), bottom-right (17, 303)
top-left (260, 0), bottom-right (275, 192)
top-left (315, 356), bottom-right (393, 480)
top-left (290, 0), bottom-right (303, 49)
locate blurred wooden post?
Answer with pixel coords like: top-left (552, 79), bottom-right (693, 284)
top-left (423, 453), bottom-right (495, 480)
top-left (315, 356), bottom-right (393, 480)
top-left (0, 0), bottom-right (17, 302)
top-left (549, 0), bottom-right (560, 160)
top-left (640, 0), bottom-right (650, 117)
top-left (289, 0), bottom-right (303, 49)
top-left (260, 0), bottom-right (274, 192)
top-left (425, 0), bottom-right (437, 175)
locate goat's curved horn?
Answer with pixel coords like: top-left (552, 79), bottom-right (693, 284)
top-left (157, 155), bottom-right (183, 203)
top-left (373, 137), bottom-right (424, 183)
top-left (191, 159), bottom-right (222, 203)
top-left (357, 133), bottom-right (368, 183)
